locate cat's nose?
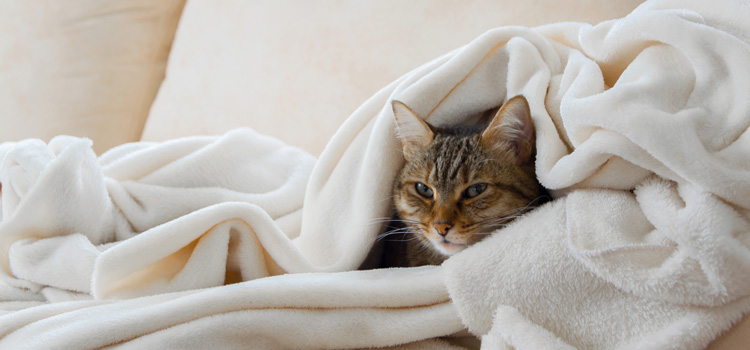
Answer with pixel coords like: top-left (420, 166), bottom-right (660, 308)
top-left (434, 223), bottom-right (452, 236)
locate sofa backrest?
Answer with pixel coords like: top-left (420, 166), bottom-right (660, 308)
top-left (0, 0), bottom-right (185, 154)
top-left (142, 0), bottom-right (645, 156)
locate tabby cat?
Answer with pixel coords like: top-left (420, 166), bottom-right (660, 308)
top-left (380, 96), bottom-right (548, 267)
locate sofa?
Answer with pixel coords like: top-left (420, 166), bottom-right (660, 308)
top-left (1, 0), bottom-right (748, 348)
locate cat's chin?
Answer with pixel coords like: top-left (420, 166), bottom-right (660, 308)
top-left (433, 240), bottom-right (467, 256)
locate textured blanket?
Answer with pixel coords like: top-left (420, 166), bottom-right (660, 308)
top-left (2, 0), bottom-right (750, 348)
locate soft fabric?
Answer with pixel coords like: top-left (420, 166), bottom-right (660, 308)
top-left (0, 129), bottom-right (317, 299)
top-left (0, 0), bottom-right (185, 154)
top-left (142, 0), bottom-right (644, 156)
top-left (1, 0), bottom-right (750, 349)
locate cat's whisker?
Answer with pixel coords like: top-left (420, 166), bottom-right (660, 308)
top-left (367, 216), bottom-right (393, 222)
top-left (506, 195), bottom-right (550, 212)
top-left (368, 216), bottom-right (420, 223)
top-left (413, 238), bottom-right (435, 254)
top-left (377, 227), bottom-right (412, 233)
top-left (463, 215), bottom-right (525, 233)
top-left (467, 195), bottom-right (550, 228)
top-left (522, 195), bottom-right (550, 208)
top-left (375, 225), bottom-right (423, 242)
top-left (376, 231), bottom-right (421, 243)
top-left (474, 216), bottom-right (521, 227)
top-left (378, 234), bottom-right (409, 240)
top-left (368, 218), bottom-right (401, 225)
top-left (367, 217), bottom-right (422, 228)
top-left (376, 228), bottom-right (412, 237)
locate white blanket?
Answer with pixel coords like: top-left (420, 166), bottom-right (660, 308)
top-left (2, 0), bottom-right (750, 348)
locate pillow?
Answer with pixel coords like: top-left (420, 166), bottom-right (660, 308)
top-left (0, 0), bottom-right (185, 154)
top-left (143, 0), bottom-right (644, 155)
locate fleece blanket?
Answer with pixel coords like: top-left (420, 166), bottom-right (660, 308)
top-left (2, 0), bottom-right (750, 348)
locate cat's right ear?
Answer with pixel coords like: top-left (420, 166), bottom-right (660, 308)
top-left (392, 101), bottom-right (434, 157)
top-left (481, 95), bottom-right (535, 164)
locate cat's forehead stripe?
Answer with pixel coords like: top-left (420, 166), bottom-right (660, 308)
top-left (433, 135), bottom-right (478, 187)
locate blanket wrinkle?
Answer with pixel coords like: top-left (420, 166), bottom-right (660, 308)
top-left (1, 268), bottom-right (464, 350)
top-left (566, 180), bottom-right (750, 308)
top-left (570, 1), bottom-right (750, 205)
top-left (480, 305), bottom-right (578, 350)
top-left (0, 128), bottom-right (319, 299)
top-left (2, 0), bottom-right (750, 348)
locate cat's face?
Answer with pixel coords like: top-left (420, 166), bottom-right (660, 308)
top-left (391, 96), bottom-right (546, 256)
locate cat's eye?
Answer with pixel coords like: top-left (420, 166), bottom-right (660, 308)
top-left (414, 182), bottom-right (434, 199)
top-left (464, 183), bottom-right (487, 199)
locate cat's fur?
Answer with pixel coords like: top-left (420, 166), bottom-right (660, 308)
top-left (380, 96), bottom-right (548, 268)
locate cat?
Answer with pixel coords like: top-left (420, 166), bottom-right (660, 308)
top-left (379, 96), bottom-right (549, 268)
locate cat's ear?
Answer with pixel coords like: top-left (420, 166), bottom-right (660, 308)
top-left (392, 100), bottom-right (434, 157)
top-left (480, 96), bottom-right (535, 163)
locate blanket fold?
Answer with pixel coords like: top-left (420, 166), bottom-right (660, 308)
top-left (0, 128), bottom-right (317, 299)
top-left (1, 0), bottom-right (750, 348)
top-left (0, 267), bottom-right (465, 349)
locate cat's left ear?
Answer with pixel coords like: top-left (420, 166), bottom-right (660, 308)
top-left (480, 95), bottom-right (535, 163)
top-left (392, 100), bottom-right (434, 157)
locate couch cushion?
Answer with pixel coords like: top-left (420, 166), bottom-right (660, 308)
top-left (142, 0), bottom-right (644, 156)
top-left (0, 0), bottom-right (185, 154)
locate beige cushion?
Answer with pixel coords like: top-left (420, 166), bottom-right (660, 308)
top-left (0, 0), bottom-right (185, 154)
top-left (143, 0), bottom-right (645, 155)
top-left (709, 313), bottom-right (750, 350)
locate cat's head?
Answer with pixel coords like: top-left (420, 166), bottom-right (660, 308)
top-left (391, 96), bottom-right (546, 256)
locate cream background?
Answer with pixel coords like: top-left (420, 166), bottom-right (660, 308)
top-left (143, 0), bottom-right (645, 156)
